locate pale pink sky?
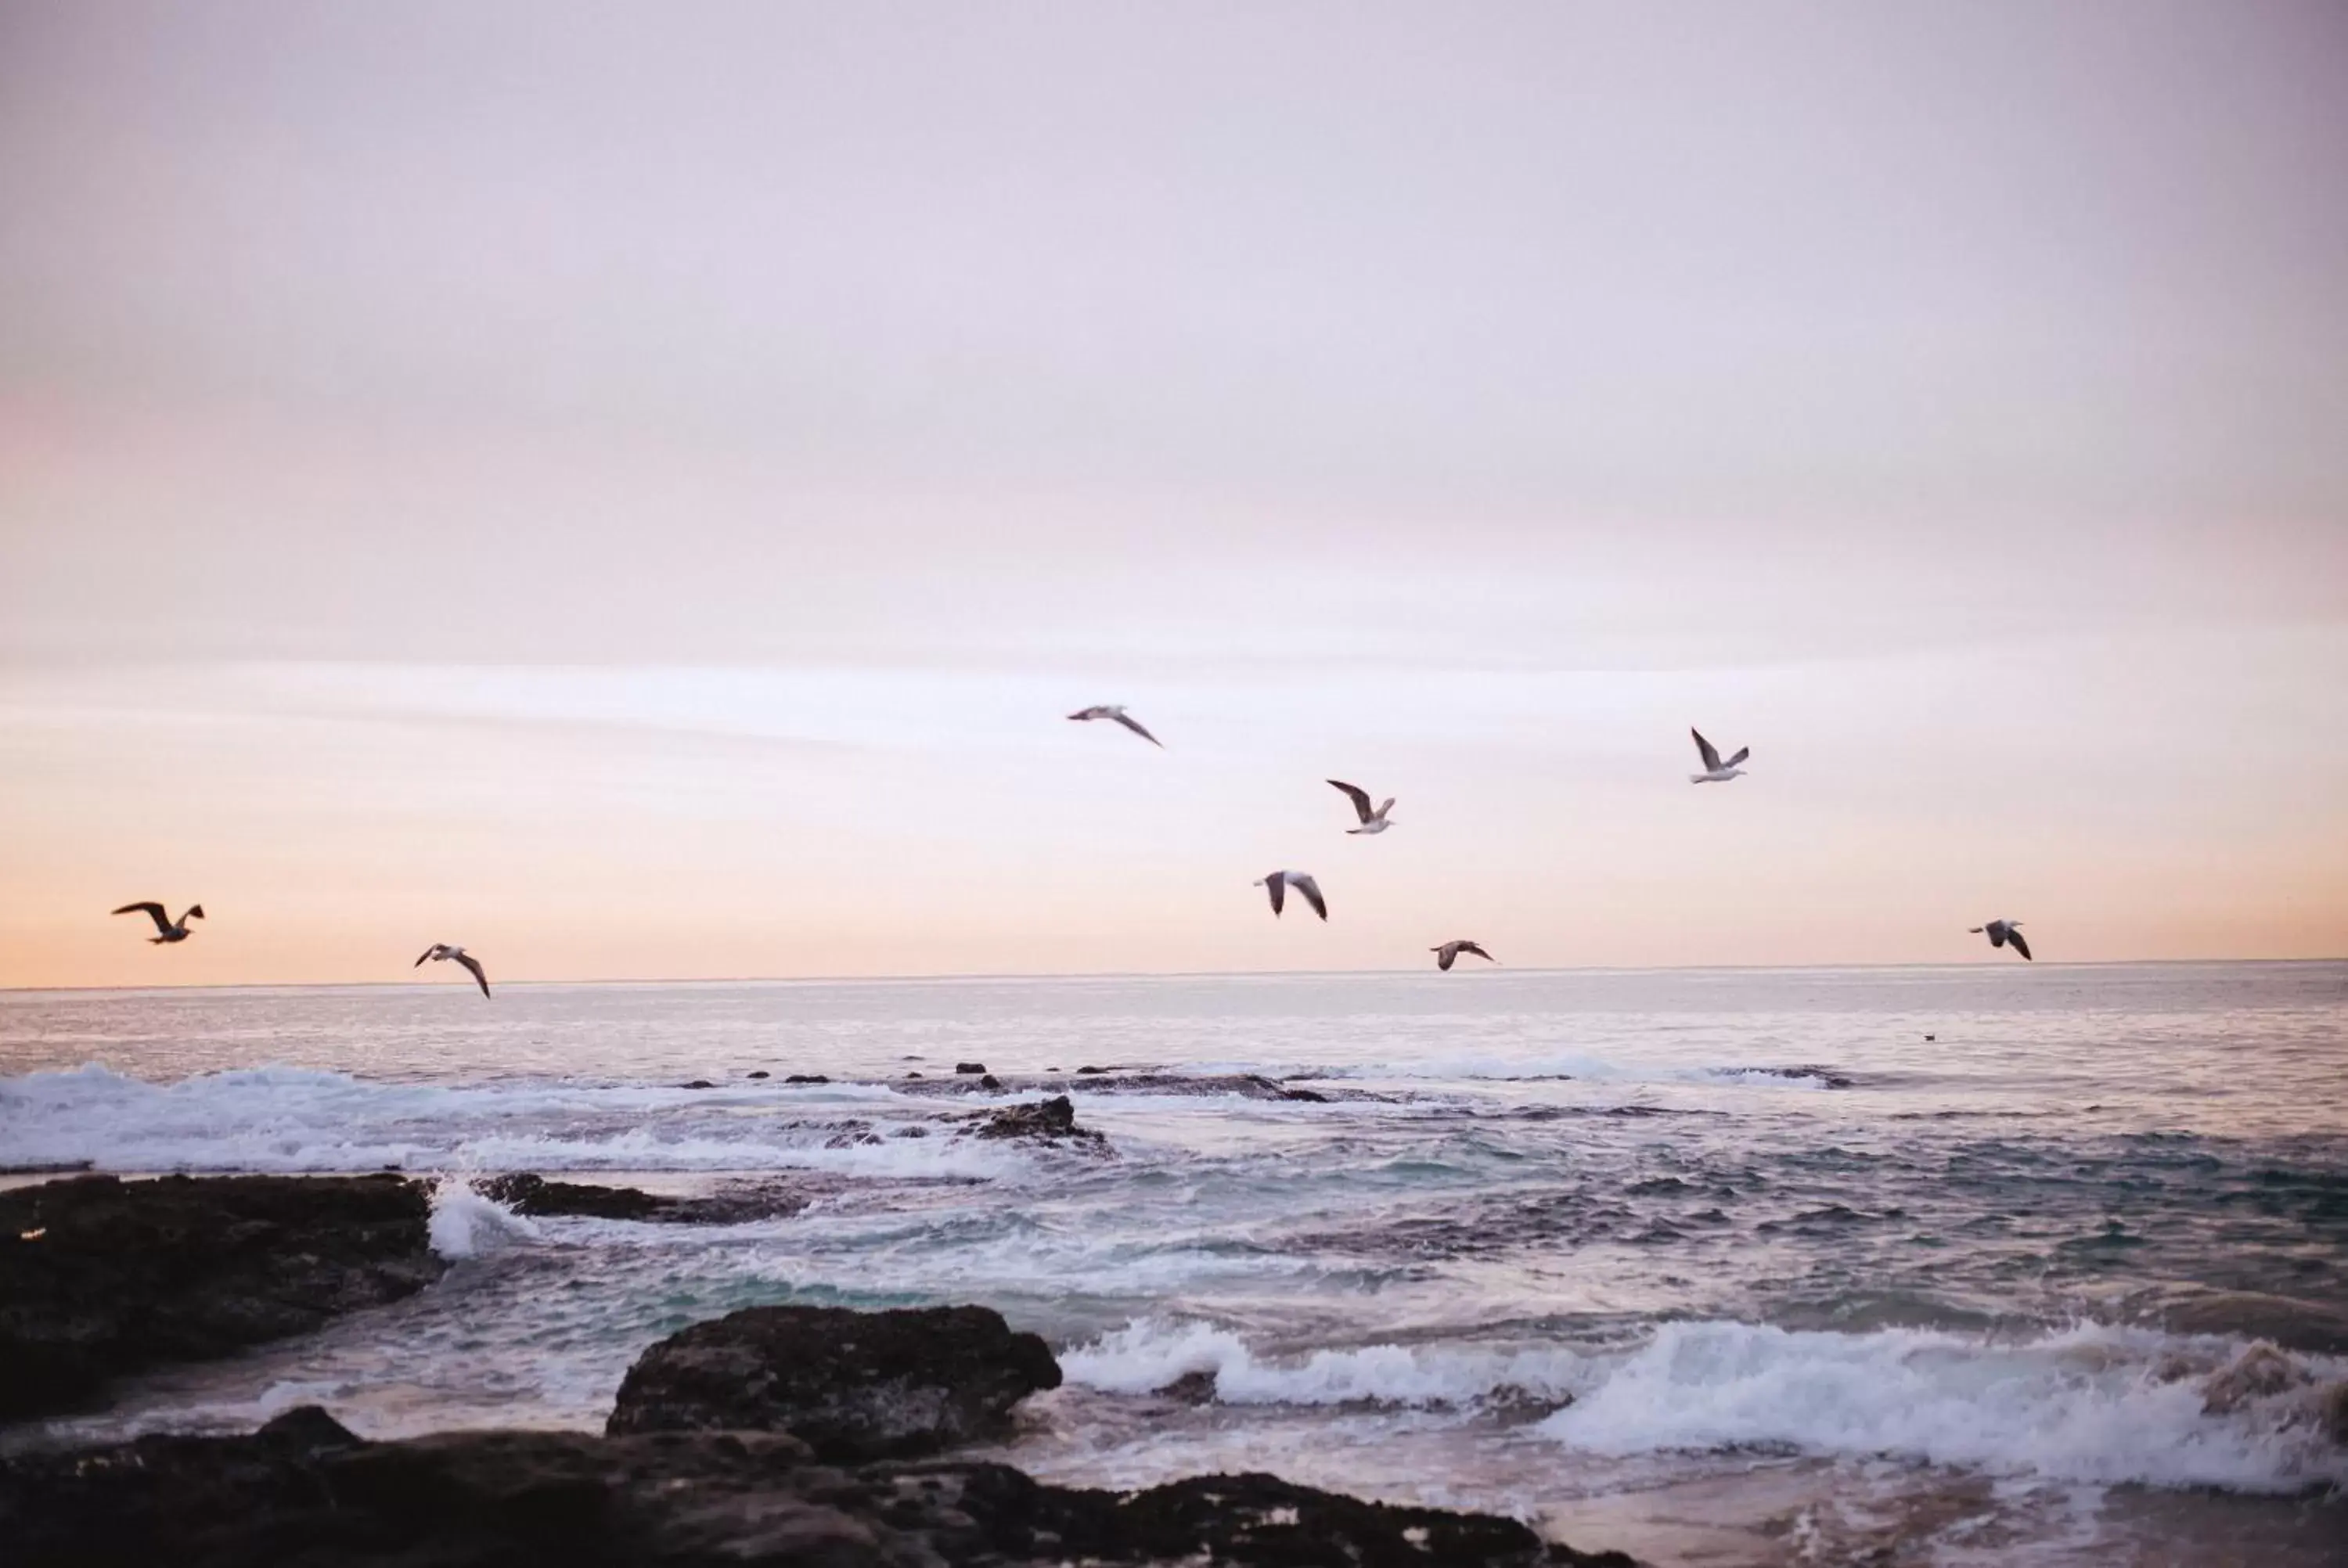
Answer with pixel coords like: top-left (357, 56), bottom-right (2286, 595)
top-left (2, 2), bottom-right (2344, 987)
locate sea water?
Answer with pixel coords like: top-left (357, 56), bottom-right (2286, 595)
top-left (3, 963), bottom-right (2344, 1564)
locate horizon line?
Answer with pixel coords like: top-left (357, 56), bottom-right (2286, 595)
top-left (5, 954), bottom-right (2342, 998)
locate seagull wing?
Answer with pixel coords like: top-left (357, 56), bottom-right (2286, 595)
top-left (1457, 941), bottom-right (1495, 965)
top-left (1691, 729), bottom-right (1722, 771)
top-left (1327, 779), bottom-right (1374, 822)
top-left (1111, 710), bottom-right (1163, 746)
top-left (1067, 706), bottom-right (1107, 721)
top-left (453, 951), bottom-right (492, 997)
top-left (1291, 874), bottom-right (1327, 921)
top-left (415, 946), bottom-right (438, 967)
top-left (2006, 930), bottom-right (2032, 962)
top-left (113, 902), bottom-right (171, 935)
top-left (1262, 875), bottom-right (1286, 916)
top-left (1723, 746), bottom-right (1749, 768)
top-left (1986, 923), bottom-right (2008, 948)
top-left (1435, 944), bottom-right (1457, 970)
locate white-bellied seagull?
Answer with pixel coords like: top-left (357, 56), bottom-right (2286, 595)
top-left (113, 902), bottom-right (203, 944)
top-left (1431, 940), bottom-right (1495, 972)
top-left (1254, 870), bottom-right (1327, 921)
top-left (1067, 705), bottom-right (1163, 747)
top-left (1690, 728), bottom-right (1750, 784)
top-left (1968, 920), bottom-right (2031, 962)
top-left (416, 943), bottom-right (493, 997)
top-left (1327, 779), bottom-right (1395, 834)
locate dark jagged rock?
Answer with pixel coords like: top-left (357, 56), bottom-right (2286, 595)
top-left (967, 1095), bottom-right (1107, 1148)
top-left (783, 1074), bottom-right (830, 1084)
top-left (0, 1416), bottom-right (1636, 1566)
top-left (979, 1074), bottom-right (1002, 1089)
top-left (606, 1304), bottom-right (1062, 1460)
top-left (474, 1174), bottom-right (809, 1225)
top-left (1066, 1071), bottom-right (1359, 1103)
top-left (954, 1062), bottom-right (989, 1075)
top-left (0, 1174), bottom-right (443, 1422)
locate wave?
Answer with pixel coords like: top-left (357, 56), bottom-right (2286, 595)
top-left (1061, 1318), bottom-right (1583, 1408)
top-left (1062, 1317), bottom-right (2348, 1493)
top-left (1273, 1056), bottom-right (1844, 1089)
top-left (427, 1179), bottom-right (539, 1258)
top-left (0, 1063), bottom-right (1024, 1179)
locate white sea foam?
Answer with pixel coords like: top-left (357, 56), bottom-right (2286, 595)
top-left (0, 1063), bottom-right (1024, 1179)
top-left (1539, 1319), bottom-right (2348, 1493)
top-left (427, 1180), bottom-right (539, 1258)
top-left (1064, 1316), bottom-right (2348, 1494)
top-left (1061, 1318), bottom-right (1585, 1407)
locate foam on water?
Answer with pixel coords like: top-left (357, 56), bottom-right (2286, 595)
top-left (1540, 1320), bottom-right (2348, 1493)
top-left (427, 1180), bottom-right (539, 1259)
top-left (0, 1063), bottom-right (1028, 1179)
top-left (1062, 1318), bottom-right (1586, 1407)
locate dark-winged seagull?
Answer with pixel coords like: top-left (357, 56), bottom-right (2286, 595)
top-left (1327, 779), bottom-right (1395, 835)
top-left (1254, 870), bottom-right (1327, 921)
top-left (1689, 728), bottom-right (1750, 784)
top-left (1968, 920), bottom-right (2032, 962)
top-left (1431, 940), bottom-right (1495, 972)
top-left (1067, 705), bottom-right (1163, 747)
top-left (416, 943), bottom-right (493, 997)
top-left (113, 902), bottom-right (203, 944)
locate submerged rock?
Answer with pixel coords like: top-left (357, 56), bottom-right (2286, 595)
top-left (0, 1174), bottom-right (444, 1422)
top-left (0, 1414), bottom-right (1633, 1566)
top-left (474, 1174), bottom-right (809, 1225)
top-left (606, 1303), bottom-right (1062, 1460)
top-left (967, 1095), bottom-right (1107, 1147)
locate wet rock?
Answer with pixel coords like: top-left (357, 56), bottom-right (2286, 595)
top-left (906, 1071), bottom-right (924, 1079)
top-left (955, 1062), bottom-right (989, 1075)
top-left (979, 1074), bottom-right (1002, 1089)
top-left (606, 1304), bottom-right (1062, 1460)
top-left (745, 1070), bottom-right (770, 1079)
top-left (1158, 1369), bottom-right (1219, 1404)
top-left (966, 1095), bottom-right (1107, 1148)
top-left (0, 1416), bottom-right (1636, 1566)
top-left (784, 1074), bottom-right (830, 1084)
top-left (1076, 1064), bottom-right (1109, 1074)
top-left (475, 1174), bottom-right (809, 1225)
top-left (2321, 1380), bottom-right (2348, 1447)
top-left (0, 1174), bottom-right (444, 1422)
top-left (1064, 1071), bottom-right (1354, 1102)
top-left (679, 1080), bottom-right (715, 1090)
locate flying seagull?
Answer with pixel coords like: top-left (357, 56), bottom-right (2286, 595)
top-left (1254, 870), bottom-right (1327, 921)
top-left (1689, 728), bottom-right (1750, 784)
top-left (1431, 940), bottom-right (1495, 972)
top-left (1327, 779), bottom-right (1395, 835)
top-left (112, 902), bottom-right (203, 944)
top-left (1968, 920), bottom-right (2031, 962)
top-left (416, 943), bottom-right (492, 998)
top-left (1067, 705), bottom-right (1162, 747)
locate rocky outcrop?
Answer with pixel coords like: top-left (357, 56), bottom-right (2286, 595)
top-left (474, 1174), bottom-right (809, 1225)
top-left (0, 1409), bottom-right (1634, 1566)
top-left (967, 1094), bottom-right (1107, 1147)
top-left (606, 1304), bottom-right (1063, 1460)
top-left (0, 1174), bottom-right (444, 1422)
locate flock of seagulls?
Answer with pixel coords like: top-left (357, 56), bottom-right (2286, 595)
top-left (106, 708), bottom-right (2035, 988)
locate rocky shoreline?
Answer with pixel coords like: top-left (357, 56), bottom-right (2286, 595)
top-left (0, 1173), bottom-right (1637, 1566)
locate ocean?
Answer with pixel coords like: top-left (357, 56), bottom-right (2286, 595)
top-left (3, 962), bottom-right (2344, 1565)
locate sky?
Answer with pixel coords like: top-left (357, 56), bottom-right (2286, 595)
top-left (2, 2), bottom-right (2345, 987)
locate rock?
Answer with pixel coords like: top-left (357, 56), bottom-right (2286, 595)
top-left (906, 1071), bottom-right (924, 1079)
top-left (745, 1070), bottom-right (770, 1080)
top-left (1075, 1065), bottom-right (1109, 1074)
top-left (967, 1095), bottom-right (1107, 1148)
top-left (475, 1174), bottom-right (809, 1225)
top-left (679, 1080), bottom-right (715, 1090)
top-left (979, 1074), bottom-right (1001, 1089)
top-left (0, 1417), bottom-right (1636, 1566)
top-left (0, 1174), bottom-right (444, 1422)
top-left (784, 1074), bottom-right (830, 1084)
top-left (1159, 1369), bottom-right (1219, 1404)
top-left (1064, 1071), bottom-right (1358, 1102)
top-left (606, 1304), bottom-right (1062, 1461)
top-left (955, 1062), bottom-right (988, 1075)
